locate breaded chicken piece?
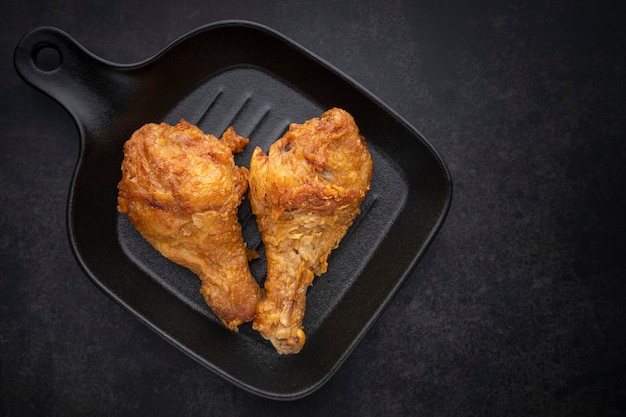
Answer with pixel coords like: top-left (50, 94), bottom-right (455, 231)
top-left (249, 108), bottom-right (373, 354)
top-left (117, 120), bottom-right (262, 331)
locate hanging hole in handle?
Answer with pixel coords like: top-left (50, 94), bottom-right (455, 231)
top-left (33, 44), bottom-right (61, 72)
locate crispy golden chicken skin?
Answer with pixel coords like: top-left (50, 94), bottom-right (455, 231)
top-left (249, 108), bottom-right (373, 354)
top-left (117, 120), bottom-right (262, 331)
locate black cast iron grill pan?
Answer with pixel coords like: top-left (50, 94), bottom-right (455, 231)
top-left (14, 21), bottom-right (452, 400)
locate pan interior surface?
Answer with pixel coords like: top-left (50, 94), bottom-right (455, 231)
top-left (117, 65), bottom-right (410, 337)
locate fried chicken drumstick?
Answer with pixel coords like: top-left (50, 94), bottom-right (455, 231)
top-left (117, 120), bottom-right (262, 331)
top-left (249, 108), bottom-right (373, 354)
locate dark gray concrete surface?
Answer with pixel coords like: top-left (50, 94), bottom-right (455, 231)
top-left (2, 1), bottom-right (625, 415)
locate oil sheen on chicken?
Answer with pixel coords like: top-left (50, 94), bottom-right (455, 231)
top-left (117, 120), bottom-right (262, 331)
top-left (249, 108), bottom-right (373, 354)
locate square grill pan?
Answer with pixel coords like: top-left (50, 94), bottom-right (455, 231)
top-left (14, 21), bottom-right (452, 400)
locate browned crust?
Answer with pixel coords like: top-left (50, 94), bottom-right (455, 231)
top-left (117, 119), bottom-right (261, 331)
top-left (249, 108), bottom-right (373, 353)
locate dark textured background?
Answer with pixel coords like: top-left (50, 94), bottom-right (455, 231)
top-left (1, 0), bottom-right (625, 416)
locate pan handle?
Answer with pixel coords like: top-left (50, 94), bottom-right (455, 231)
top-left (14, 26), bottom-right (132, 137)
